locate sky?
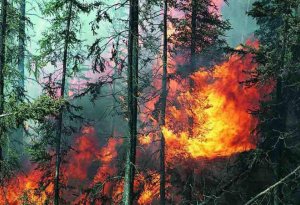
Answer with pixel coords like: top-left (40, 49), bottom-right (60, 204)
top-left (24, 0), bottom-right (258, 98)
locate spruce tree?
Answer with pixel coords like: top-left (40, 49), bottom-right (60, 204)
top-left (37, 0), bottom-right (88, 203)
top-left (122, 0), bottom-right (139, 203)
top-left (248, 0), bottom-right (300, 203)
top-left (159, 0), bottom-right (168, 204)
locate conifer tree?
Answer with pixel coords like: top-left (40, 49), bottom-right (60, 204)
top-left (248, 0), bottom-right (300, 203)
top-left (159, 0), bottom-right (168, 204)
top-left (37, 0), bottom-right (88, 203)
top-left (18, 0), bottom-right (25, 95)
top-left (122, 0), bottom-right (139, 203)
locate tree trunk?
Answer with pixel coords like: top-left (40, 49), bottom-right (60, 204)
top-left (54, 1), bottom-right (73, 204)
top-left (16, 0), bottom-right (26, 158)
top-left (111, 37), bottom-right (120, 137)
top-left (0, 0), bottom-right (8, 168)
top-left (122, 0), bottom-right (139, 203)
top-left (18, 0), bottom-right (25, 93)
top-left (159, 0), bottom-right (168, 204)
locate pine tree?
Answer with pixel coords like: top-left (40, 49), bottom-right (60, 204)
top-left (169, 1), bottom-right (229, 202)
top-left (122, 0), bottom-right (139, 203)
top-left (248, 0), bottom-right (300, 203)
top-left (37, 0), bottom-right (88, 203)
top-left (18, 0), bottom-right (25, 95)
top-left (159, 0), bottom-right (168, 204)
top-left (170, 0), bottom-right (229, 77)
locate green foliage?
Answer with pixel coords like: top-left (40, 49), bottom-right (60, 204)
top-left (36, 0), bottom-right (87, 78)
top-left (245, 0), bottom-right (300, 203)
top-left (170, 0), bottom-right (230, 54)
top-left (15, 95), bottom-right (64, 124)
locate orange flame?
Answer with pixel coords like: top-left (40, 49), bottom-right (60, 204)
top-left (163, 40), bottom-right (264, 161)
top-left (0, 170), bottom-right (52, 205)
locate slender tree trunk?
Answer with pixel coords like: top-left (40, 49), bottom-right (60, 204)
top-left (0, 0), bottom-right (8, 168)
top-left (18, 0), bottom-right (25, 92)
top-left (111, 37), bottom-right (120, 137)
top-left (54, 2), bottom-right (73, 204)
top-left (159, 0), bottom-right (168, 204)
top-left (122, 0), bottom-right (139, 203)
top-left (16, 0), bottom-right (26, 157)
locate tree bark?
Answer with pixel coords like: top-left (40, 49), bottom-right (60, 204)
top-left (18, 0), bottom-right (25, 92)
top-left (122, 0), bottom-right (139, 203)
top-left (0, 0), bottom-right (8, 168)
top-left (159, 0), bottom-right (168, 204)
top-left (54, 1), bottom-right (73, 204)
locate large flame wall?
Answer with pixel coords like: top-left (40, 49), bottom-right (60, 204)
top-left (163, 41), bottom-right (261, 161)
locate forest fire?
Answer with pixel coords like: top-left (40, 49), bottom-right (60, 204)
top-left (139, 40), bottom-right (265, 165)
top-left (0, 41), bottom-right (268, 204)
top-left (0, 127), bottom-right (123, 204)
top-left (0, 169), bottom-right (52, 204)
top-left (1, 0), bottom-right (299, 203)
top-left (163, 41), bottom-right (262, 160)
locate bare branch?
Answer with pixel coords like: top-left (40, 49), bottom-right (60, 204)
top-left (244, 165), bottom-right (300, 205)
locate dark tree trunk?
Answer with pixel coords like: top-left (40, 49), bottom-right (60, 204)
top-left (18, 0), bottom-right (25, 93)
top-left (159, 0), bottom-right (168, 204)
top-left (122, 0), bottom-right (139, 203)
top-left (16, 0), bottom-right (26, 156)
top-left (0, 0), bottom-right (8, 168)
top-left (54, 2), bottom-right (73, 204)
top-left (111, 37), bottom-right (120, 137)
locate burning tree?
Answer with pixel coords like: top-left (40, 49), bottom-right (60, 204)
top-left (2, 0), bottom-right (300, 204)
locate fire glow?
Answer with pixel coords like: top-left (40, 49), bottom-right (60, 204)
top-left (163, 41), bottom-right (261, 160)
top-left (0, 41), bottom-right (268, 204)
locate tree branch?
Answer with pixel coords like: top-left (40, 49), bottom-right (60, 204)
top-left (244, 165), bottom-right (300, 205)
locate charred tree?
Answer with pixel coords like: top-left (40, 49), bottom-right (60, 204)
top-left (122, 0), bottom-right (139, 203)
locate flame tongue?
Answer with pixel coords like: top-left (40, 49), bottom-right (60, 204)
top-left (163, 41), bottom-right (262, 160)
top-left (0, 38), bottom-right (269, 204)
